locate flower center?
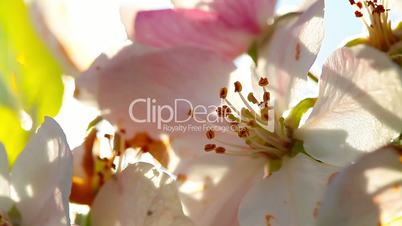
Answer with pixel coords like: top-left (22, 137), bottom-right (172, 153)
top-left (203, 77), bottom-right (292, 171)
top-left (349, 0), bottom-right (398, 51)
top-left (70, 129), bottom-right (116, 205)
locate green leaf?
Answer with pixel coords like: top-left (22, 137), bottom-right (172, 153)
top-left (0, 0), bottom-right (64, 164)
top-left (0, 107), bottom-right (29, 164)
top-left (285, 98), bottom-right (317, 130)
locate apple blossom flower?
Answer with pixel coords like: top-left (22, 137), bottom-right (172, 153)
top-left (74, 42), bottom-right (265, 226)
top-left (0, 117), bottom-right (72, 226)
top-left (90, 162), bottom-right (194, 226)
top-left (346, 0), bottom-right (402, 65)
top-left (134, 0), bottom-right (327, 115)
top-left (317, 145), bottom-right (402, 226)
top-left (209, 45), bottom-right (402, 226)
top-left (74, 39), bottom-right (402, 226)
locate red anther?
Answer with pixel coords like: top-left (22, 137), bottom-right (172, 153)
top-left (238, 127), bottom-right (250, 138)
top-left (204, 144), bottom-right (216, 152)
top-left (375, 5), bottom-right (385, 14)
top-left (356, 1), bottom-right (363, 8)
top-left (349, 0), bottom-right (356, 5)
top-left (247, 92), bottom-right (259, 104)
top-left (206, 129), bottom-right (215, 139)
top-left (355, 10), bottom-right (364, 17)
top-left (258, 77), bottom-right (269, 87)
top-left (234, 81), bottom-right (242, 92)
top-left (216, 105), bottom-right (232, 117)
top-left (367, 1), bottom-right (375, 7)
top-left (215, 146), bottom-right (226, 154)
top-left (220, 87), bottom-right (228, 99)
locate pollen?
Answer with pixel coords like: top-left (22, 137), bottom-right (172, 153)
top-left (247, 92), bottom-right (259, 104)
top-left (238, 127), bottom-right (250, 138)
top-left (203, 73), bottom-right (291, 168)
top-left (204, 144), bottom-right (216, 152)
top-left (355, 10), bottom-right (363, 17)
top-left (258, 77), bottom-right (269, 86)
top-left (216, 105), bottom-right (232, 117)
top-left (215, 146), bottom-right (226, 154)
top-left (206, 129), bottom-right (215, 139)
top-left (176, 174), bottom-right (188, 183)
top-left (220, 87), bottom-right (228, 99)
top-left (349, 0), bottom-right (398, 51)
top-left (234, 81), bottom-right (243, 92)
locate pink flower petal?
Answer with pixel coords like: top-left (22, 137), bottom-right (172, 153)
top-left (211, 0), bottom-right (276, 31)
top-left (76, 44), bottom-right (235, 140)
top-left (135, 9), bottom-right (255, 59)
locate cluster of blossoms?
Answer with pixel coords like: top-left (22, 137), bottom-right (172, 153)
top-left (1, 0), bottom-right (401, 225)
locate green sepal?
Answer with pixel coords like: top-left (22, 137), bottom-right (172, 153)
top-left (266, 158), bottom-right (283, 173)
top-left (87, 116), bottom-right (104, 131)
top-left (289, 139), bottom-right (304, 158)
top-left (345, 37), bottom-right (367, 47)
top-left (285, 98), bottom-right (317, 130)
top-left (247, 41), bottom-right (259, 65)
top-left (290, 139), bottom-right (323, 163)
top-left (75, 212), bottom-right (92, 226)
top-left (8, 205), bottom-right (22, 226)
top-left (392, 133), bottom-right (402, 146)
top-left (247, 12), bottom-right (302, 65)
top-left (307, 72), bottom-right (319, 83)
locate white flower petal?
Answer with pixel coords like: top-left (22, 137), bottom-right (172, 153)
top-left (296, 46), bottom-right (402, 166)
top-left (256, 0), bottom-right (325, 114)
top-left (317, 145), bottom-right (402, 226)
top-left (173, 134), bottom-right (265, 226)
top-left (11, 117), bottom-right (72, 226)
top-left (239, 154), bottom-right (339, 226)
top-left (28, 0), bottom-right (127, 72)
top-left (0, 143), bottom-right (12, 211)
top-left (91, 162), bottom-right (193, 226)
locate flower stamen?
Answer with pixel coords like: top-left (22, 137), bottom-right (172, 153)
top-left (349, 0), bottom-right (398, 51)
top-left (203, 77), bottom-right (291, 168)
